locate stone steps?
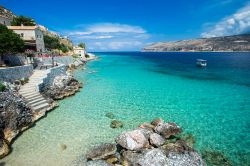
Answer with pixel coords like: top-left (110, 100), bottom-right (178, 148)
top-left (19, 70), bottom-right (51, 114)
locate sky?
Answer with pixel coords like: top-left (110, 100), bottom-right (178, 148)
top-left (1, 0), bottom-right (250, 51)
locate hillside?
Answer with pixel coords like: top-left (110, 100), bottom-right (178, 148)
top-left (0, 6), bottom-right (15, 18)
top-left (143, 34), bottom-right (250, 52)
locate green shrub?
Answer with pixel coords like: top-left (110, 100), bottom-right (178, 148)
top-left (85, 54), bottom-right (90, 58)
top-left (0, 82), bottom-right (6, 92)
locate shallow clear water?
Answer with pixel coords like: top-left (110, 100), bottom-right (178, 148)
top-left (2, 52), bottom-right (250, 166)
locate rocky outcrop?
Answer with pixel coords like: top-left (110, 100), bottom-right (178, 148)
top-left (84, 118), bottom-right (206, 166)
top-left (143, 34), bottom-right (250, 52)
top-left (0, 84), bottom-right (33, 158)
top-left (86, 144), bottom-right (117, 160)
top-left (42, 74), bottom-right (82, 100)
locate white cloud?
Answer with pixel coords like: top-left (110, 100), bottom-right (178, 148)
top-left (201, 3), bottom-right (250, 38)
top-left (68, 23), bottom-right (146, 36)
top-left (63, 23), bottom-right (149, 51)
top-left (93, 41), bottom-right (143, 50)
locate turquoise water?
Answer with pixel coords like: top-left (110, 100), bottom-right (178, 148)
top-left (2, 52), bottom-right (250, 166)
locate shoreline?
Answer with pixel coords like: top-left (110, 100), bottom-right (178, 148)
top-left (0, 58), bottom-right (90, 159)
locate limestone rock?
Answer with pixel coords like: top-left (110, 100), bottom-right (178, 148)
top-left (0, 140), bottom-right (9, 159)
top-left (151, 118), bottom-right (164, 126)
top-left (116, 129), bottom-right (149, 151)
top-left (86, 143), bottom-right (117, 160)
top-left (154, 122), bottom-right (182, 138)
top-left (137, 149), bottom-right (168, 166)
top-left (149, 133), bottom-right (165, 147)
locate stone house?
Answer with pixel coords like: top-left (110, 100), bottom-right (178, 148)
top-left (73, 46), bottom-right (86, 59)
top-left (7, 26), bottom-right (45, 52)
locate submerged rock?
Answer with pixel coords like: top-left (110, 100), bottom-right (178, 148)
top-left (105, 112), bottom-right (115, 119)
top-left (116, 129), bottom-right (149, 151)
top-left (86, 143), bottom-right (117, 160)
top-left (110, 120), bottom-right (123, 128)
top-left (202, 150), bottom-right (232, 166)
top-left (86, 119), bottom-right (206, 166)
top-left (154, 122), bottom-right (182, 138)
top-left (60, 144), bottom-right (67, 151)
top-left (182, 134), bottom-right (196, 148)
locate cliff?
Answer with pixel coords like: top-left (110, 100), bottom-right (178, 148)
top-left (143, 34), bottom-right (250, 52)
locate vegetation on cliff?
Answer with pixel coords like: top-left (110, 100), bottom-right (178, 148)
top-left (11, 15), bottom-right (36, 26)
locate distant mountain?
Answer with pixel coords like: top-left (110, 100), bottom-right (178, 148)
top-left (143, 34), bottom-right (250, 52)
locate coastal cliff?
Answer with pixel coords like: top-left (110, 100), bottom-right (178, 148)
top-left (143, 34), bottom-right (250, 52)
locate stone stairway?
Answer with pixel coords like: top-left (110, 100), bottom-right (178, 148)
top-left (19, 70), bottom-right (51, 116)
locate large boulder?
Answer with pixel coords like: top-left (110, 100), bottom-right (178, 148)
top-left (149, 133), bottom-right (165, 147)
top-left (154, 122), bottom-right (182, 138)
top-left (137, 149), bottom-right (168, 166)
top-left (165, 151), bottom-right (206, 166)
top-left (116, 129), bottom-right (149, 151)
top-left (86, 143), bottom-right (117, 160)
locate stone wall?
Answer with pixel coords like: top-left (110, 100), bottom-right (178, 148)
top-left (38, 64), bottom-right (67, 92)
top-left (42, 56), bottom-right (75, 66)
top-left (0, 65), bottom-right (33, 82)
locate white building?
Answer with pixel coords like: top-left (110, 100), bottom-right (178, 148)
top-left (73, 46), bottom-right (86, 59)
top-left (0, 15), bottom-right (12, 26)
top-left (7, 26), bottom-right (45, 52)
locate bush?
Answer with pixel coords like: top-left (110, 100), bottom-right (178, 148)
top-left (0, 82), bottom-right (6, 92)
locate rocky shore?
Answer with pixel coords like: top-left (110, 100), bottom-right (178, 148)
top-left (83, 118), bottom-right (206, 166)
top-left (42, 74), bottom-right (82, 100)
top-left (0, 72), bottom-right (82, 158)
top-left (0, 83), bottom-right (33, 158)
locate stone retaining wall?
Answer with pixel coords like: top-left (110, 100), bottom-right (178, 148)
top-left (41, 56), bottom-right (75, 66)
top-left (38, 64), bottom-right (67, 92)
top-left (0, 65), bottom-right (33, 82)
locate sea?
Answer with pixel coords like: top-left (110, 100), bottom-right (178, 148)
top-left (2, 52), bottom-right (250, 166)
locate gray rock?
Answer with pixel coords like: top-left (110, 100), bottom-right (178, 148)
top-left (122, 150), bottom-right (142, 165)
top-left (86, 160), bottom-right (112, 166)
top-left (154, 122), bottom-right (182, 138)
top-left (86, 143), bottom-right (117, 160)
top-left (149, 133), bottom-right (166, 147)
top-left (116, 129), bottom-right (149, 151)
top-left (137, 149), bottom-right (168, 166)
top-left (165, 151), bottom-right (206, 166)
top-left (151, 118), bottom-right (164, 126)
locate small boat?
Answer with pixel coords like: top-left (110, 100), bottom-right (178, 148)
top-left (196, 59), bottom-right (207, 67)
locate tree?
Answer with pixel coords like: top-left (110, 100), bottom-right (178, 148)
top-left (44, 35), bottom-right (71, 54)
top-left (11, 16), bottom-right (36, 26)
top-left (78, 42), bottom-right (85, 49)
top-left (60, 44), bottom-right (69, 53)
top-left (0, 25), bottom-right (24, 64)
top-left (44, 35), bottom-right (61, 50)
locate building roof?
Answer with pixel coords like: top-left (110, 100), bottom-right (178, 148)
top-left (7, 26), bottom-right (38, 30)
